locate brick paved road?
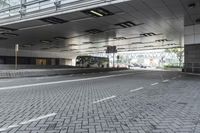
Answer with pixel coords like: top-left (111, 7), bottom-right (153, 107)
top-left (0, 70), bottom-right (200, 133)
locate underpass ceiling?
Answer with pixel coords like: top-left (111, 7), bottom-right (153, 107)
top-left (0, 0), bottom-right (197, 55)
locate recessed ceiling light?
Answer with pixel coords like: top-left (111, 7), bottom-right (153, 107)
top-left (40, 17), bottom-right (68, 24)
top-left (113, 37), bottom-right (127, 40)
top-left (89, 46), bottom-right (98, 49)
top-left (54, 36), bottom-right (68, 40)
top-left (115, 21), bottom-right (137, 28)
top-left (68, 44), bottom-right (78, 46)
top-left (118, 48), bottom-right (125, 50)
top-left (85, 29), bottom-right (103, 34)
top-left (132, 42), bottom-right (142, 44)
top-left (155, 39), bottom-right (168, 42)
top-left (2, 32), bottom-right (18, 36)
top-left (82, 8), bottom-right (114, 17)
top-left (40, 40), bottom-right (52, 43)
top-left (83, 42), bottom-right (94, 44)
top-left (140, 32), bottom-right (156, 37)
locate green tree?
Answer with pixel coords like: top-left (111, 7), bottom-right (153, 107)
top-left (0, 0), bottom-right (10, 8)
top-left (165, 47), bottom-right (184, 67)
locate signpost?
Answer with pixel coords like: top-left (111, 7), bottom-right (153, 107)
top-left (15, 44), bottom-right (19, 70)
top-left (106, 46), bottom-right (117, 68)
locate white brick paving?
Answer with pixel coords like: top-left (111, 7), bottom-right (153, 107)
top-left (0, 71), bottom-right (199, 133)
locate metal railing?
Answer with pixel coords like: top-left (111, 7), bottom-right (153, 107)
top-left (0, 0), bottom-right (121, 25)
top-left (184, 63), bottom-right (200, 73)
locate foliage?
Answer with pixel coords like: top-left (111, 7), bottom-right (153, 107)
top-left (165, 48), bottom-right (184, 67)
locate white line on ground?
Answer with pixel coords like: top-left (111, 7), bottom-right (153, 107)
top-left (172, 77), bottom-right (176, 80)
top-left (93, 95), bottom-right (116, 103)
top-left (130, 87), bottom-right (144, 92)
top-left (162, 79), bottom-right (169, 82)
top-left (0, 124), bottom-right (19, 132)
top-left (151, 82), bottom-right (159, 86)
top-left (0, 113), bottom-right (57, 132)
top-left (20, 113), bottom-right (57, 125)
top-left (0, 73), bottom-right (133, 90)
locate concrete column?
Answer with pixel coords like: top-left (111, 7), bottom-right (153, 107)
top-left (184, 24), bottom-right (200, 73)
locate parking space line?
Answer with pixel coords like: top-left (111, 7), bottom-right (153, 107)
top-left (130, 87), bottom-right (144, 92)
top-left (151, 82), bottom-right (159, 86)
top-left (162, 79), bottom-right (169, 82)
top-left (0, 73), bottom-right (133, 90)
top-left (93, 95), bottom-right (116, 103)
top-left (0, 124), bottom-right (19, 132)
top-left (20, 113), bottom-right (57, 125)
top-left (172, 77), bottom-right (176, 80)
top-left (0, 113), bottom-right (57, 132)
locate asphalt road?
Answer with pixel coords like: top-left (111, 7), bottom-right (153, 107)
top-left (0, 70), bottom-right (200, 133)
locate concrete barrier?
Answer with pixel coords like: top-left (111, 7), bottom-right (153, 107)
top-left (0, 68), bottom-right (128, 78)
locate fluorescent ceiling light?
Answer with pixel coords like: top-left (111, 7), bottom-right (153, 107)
top-left (90, 10), bottom-right (103, 17)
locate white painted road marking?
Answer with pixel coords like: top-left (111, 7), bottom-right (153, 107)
top-left (0, 73), bottom-right (133, 90)
top-left (0, 113), bottom-right (57, 132)
top-left (0, 124), bottom-right (19, 132)
top-left (93, 95), bottom-right (116, 103)
top-left (130, 87), bottom-right (144, 92)
top-left (151, 82), bottom-right (159, 86)
top-left (162, 79), bottom-right (169, 82)
top-left (20, 113), bottom-right (57, 125)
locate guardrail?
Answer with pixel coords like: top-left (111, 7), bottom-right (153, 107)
top-left (0, 0), bottom-right (119, 25)
top-left (184, 63), bottom-right (200, 73)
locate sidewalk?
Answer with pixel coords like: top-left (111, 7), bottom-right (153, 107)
top-left (0, 68), bottom-right (127, 78)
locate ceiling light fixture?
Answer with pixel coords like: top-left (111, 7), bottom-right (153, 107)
top-left (40, 17), bottom-right (68, 24)
top-left (40, 40), bottom-right (52, 43)
top-left (85, 29), bottom-right (103, 34)
top-left (140, 32), bottom-right (156, 37)
top-left (155, 39), bottom-right (168, 42)
top-left (82, 8), bottom-right (114, 17)
top-left (113, 37), bottom-right (127, 40)
top-left (54, 36), bottom-right (68, 40)
top-left (2, 33), bottom-right (18, 36)
top-left (115, 21), bottom-right (137, 28)
top-left (90, 10), bottom-right (104, 17)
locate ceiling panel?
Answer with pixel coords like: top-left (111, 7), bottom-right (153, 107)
top-left (0, 0), bottom-right (190, 54)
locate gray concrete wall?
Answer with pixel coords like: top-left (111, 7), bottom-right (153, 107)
top-left (184, 44), bottom-right (200, 73)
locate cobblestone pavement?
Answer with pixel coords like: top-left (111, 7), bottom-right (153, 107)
top-left (0, 70), bottom-right (200, 133)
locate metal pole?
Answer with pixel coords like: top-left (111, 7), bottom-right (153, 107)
top-left (15, 44), bottom-right (19, 70)
top-left (113, 52), bottom-right (114, 68)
